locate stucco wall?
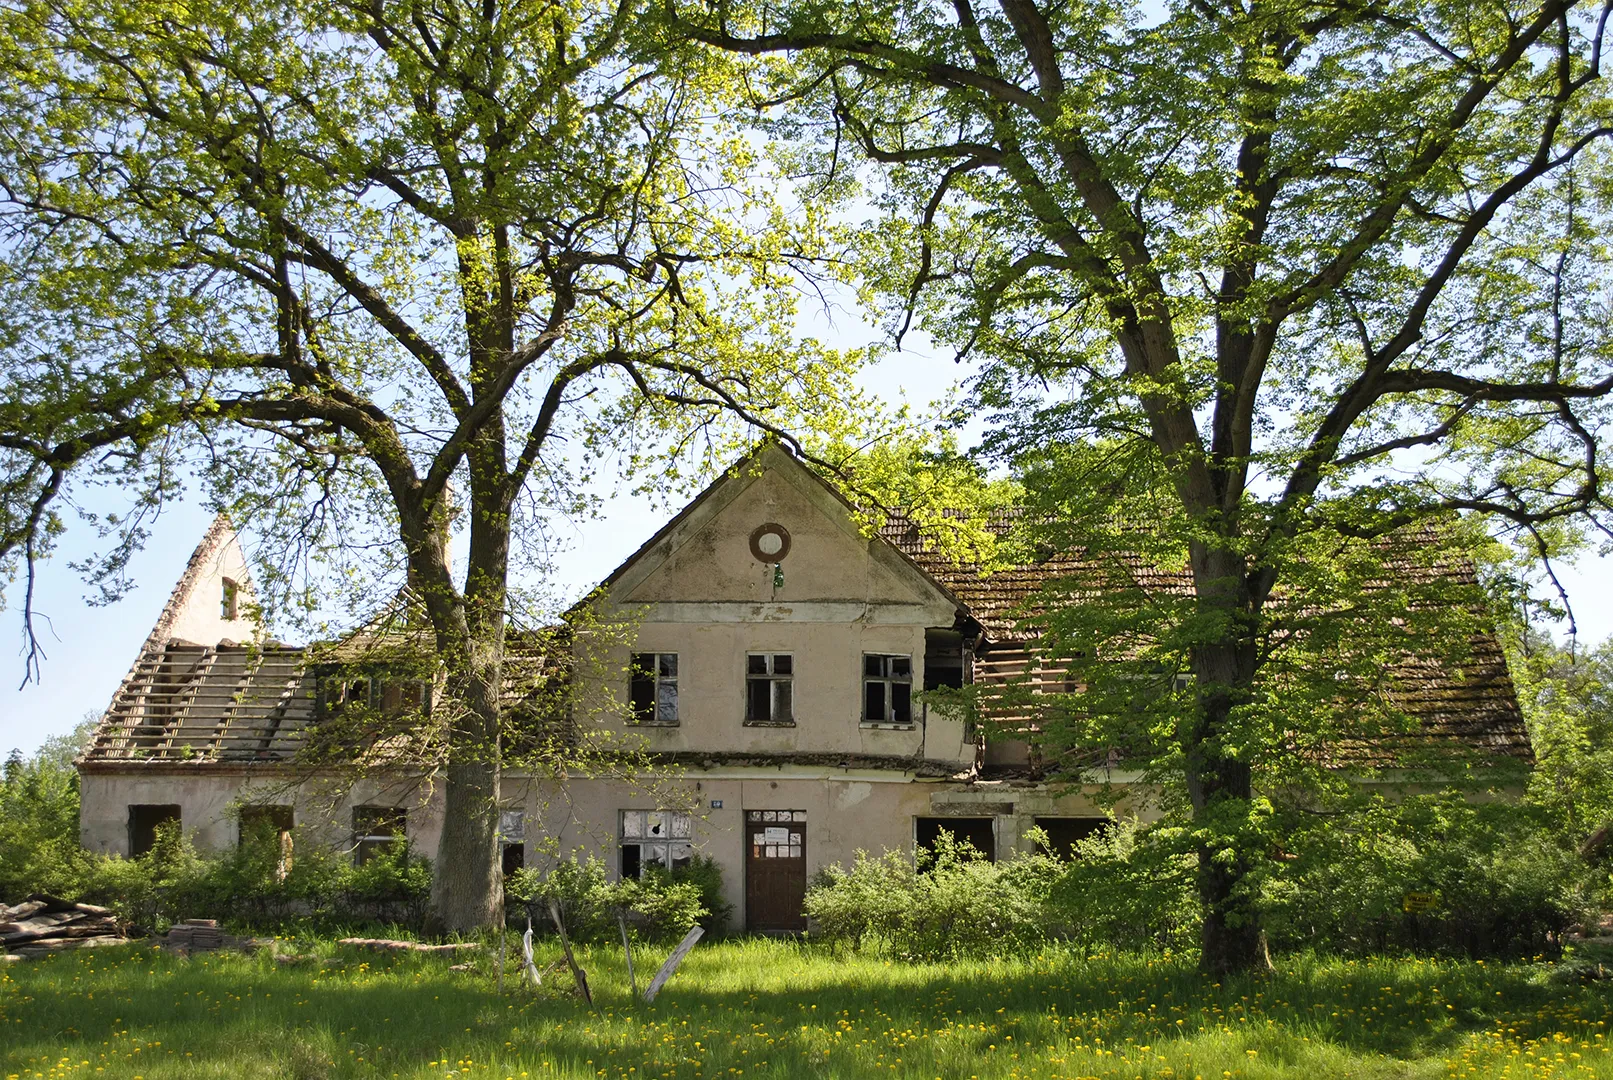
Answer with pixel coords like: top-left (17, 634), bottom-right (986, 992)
top-left (79, 771), bottom-right (444, 858)
top-left (585, 451), bottom-right (971, 764)
top-left (80, 765), bottom-right (1133, 929)
top-left (166, 525), bottom-right (257, 646)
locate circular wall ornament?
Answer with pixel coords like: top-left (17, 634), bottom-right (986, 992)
top-left (749, 522), bottom-right (792, 563)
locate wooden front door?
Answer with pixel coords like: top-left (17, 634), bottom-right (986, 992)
top-left (745, 809), bottom-right (807, 933)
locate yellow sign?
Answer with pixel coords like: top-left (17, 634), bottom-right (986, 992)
top-left (1402, 891), bottom-right (1439, 913)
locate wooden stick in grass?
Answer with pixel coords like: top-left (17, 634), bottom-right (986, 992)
top-left (642, 925), bottom-right (702, 1003)
top-left (546, 898), bottom-right (592, 1006)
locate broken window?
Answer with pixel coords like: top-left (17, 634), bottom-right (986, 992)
top-left (862, 654), bottom-right (913, 724)
top-left (320, 674), bottom-right (432, 717)
top-left (352, 806), bottom-right (406, 865)
top-left (745, 653), bottom-right (793, 724)
top-left (375, 679), bottom-right (431, 716)
top-left (499, 809), bottom-right (525, 875)
top-left (221, 578), bottom-right (240, 620)
top-left (619, 809), bottom-right (693, 878)
top-left (128, 804), bottom-right (180, 857)
top-left (629, 653), bottom-right (679, 724)
top-left (915, 816), bottom-right (996, 863)
top-left (240, 804), bottom-right (294, 879)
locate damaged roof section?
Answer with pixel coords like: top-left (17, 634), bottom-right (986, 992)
top-left (881, 512), bottom-right (1532, 766)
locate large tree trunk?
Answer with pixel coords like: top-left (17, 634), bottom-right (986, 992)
top-left (1185, 549), bottom-right (1274, 976)
top-left (430, 649), bottom-right (505, 932)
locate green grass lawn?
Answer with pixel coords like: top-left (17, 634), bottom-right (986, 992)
top-left (2, 937), bottom-right (1610, 1080)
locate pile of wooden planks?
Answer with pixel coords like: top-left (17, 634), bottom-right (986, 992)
top-left (1, 895), bottom-right (128, 958)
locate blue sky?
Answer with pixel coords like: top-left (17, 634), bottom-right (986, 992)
top-left (3, 341), bottom-right (1609, 759)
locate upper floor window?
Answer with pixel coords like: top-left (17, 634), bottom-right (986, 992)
top-left (746, 653), bottom-right (793, 725)
top-left (319, 673), bottom-right (431, 718)
top-left (863, 654), bottom-right (913, 725)
top-left (221, 578), bottom-right (240, 620)
top-left (630, 652), bottom-right (679, 725)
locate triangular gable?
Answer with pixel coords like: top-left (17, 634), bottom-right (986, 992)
top-left (595, 444), bottom-right (966, 618)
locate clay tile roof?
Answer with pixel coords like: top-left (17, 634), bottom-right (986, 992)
top-left (880, 512), bottom-right (1531, 767)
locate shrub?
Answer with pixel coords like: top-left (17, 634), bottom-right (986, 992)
top-left (1262, 794), bottom-right (1593, 958)
top-left (1044, 820), bottom-right (1201, 952)
top-left (505, 855), bottom-right (708, 943)
top-left (804, 830), bottom-right (1061, 961)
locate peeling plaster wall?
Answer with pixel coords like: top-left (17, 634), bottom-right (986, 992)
top-left (588, 454), bottom-right (972, 764)
top-left (78, 771), bottom-right (445, 858)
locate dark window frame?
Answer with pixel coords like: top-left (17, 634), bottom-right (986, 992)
top-left (352, 805), bottom-right (407, 865)
top-left (744, 653), bottom-right (794, 725)
top-left (862, 653), bottom-right (914, 725)
top-left (629, 652), bottom-right (679, 725)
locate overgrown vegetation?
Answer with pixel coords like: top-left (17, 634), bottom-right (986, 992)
top-left (505, 854), bottom-right (728, 942)
top-left (4, 937), bottom-right (1612, 1080)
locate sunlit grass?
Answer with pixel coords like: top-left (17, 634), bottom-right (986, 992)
top-left (2, 937), bottom-right (1609, 1078)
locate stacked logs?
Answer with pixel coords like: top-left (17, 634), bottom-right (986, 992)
top-left (1, 895), bottom-right (128, 958)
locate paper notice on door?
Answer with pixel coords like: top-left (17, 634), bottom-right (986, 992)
top-left (763, 826), bottom-right (790, 844)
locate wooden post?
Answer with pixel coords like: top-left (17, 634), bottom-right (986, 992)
top-left (642, 925), bottom-right (703, 1003)
top-left (616, 909), bottom-right (637, 999)
top-left (547, 897), bottom-right (593, 1006)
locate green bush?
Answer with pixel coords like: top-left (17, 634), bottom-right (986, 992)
top-left (804, 830), bottom-right (1061, 960)
top-left (1044, 820), bottom-right (1201, 952)
top-left (1262, 794), bottom-right (1592, 958)
top-left (505, 855), bottom-right (708, 943)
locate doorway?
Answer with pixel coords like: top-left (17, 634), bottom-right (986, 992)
top-left (744, 809), bottom-right (807, 933)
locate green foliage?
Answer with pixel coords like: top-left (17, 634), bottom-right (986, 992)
top-left (504, 855), bottom-right (708, 943)
top-left (1262, 795), bottom-right (1593, 959)
top-left (1044, 820), bottom-right (1201, 953)
top-left (1513, 636), bottom-right (1613, 870)
top-left (0, 721), bottom-right (94, 900)
top-left (804, 831), bottom-right (1061, 961)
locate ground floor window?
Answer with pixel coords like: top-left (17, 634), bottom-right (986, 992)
top-left (239, 804), bottom-right (294, 879)
top-left (352, 806), bottom-right (406, 865)
top-left (128, 804), bottom-right (180, 857)
top-left (619, 810), bottom-right (693, 878)
top-left (915, 816), bottom-right (996, 863)
top-left (499, 809), bottom-right (525, 874)
top-left (1033, 817), bottom-right (1111, 859)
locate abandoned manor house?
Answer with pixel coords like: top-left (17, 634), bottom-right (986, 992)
top-left (75, 447), bottom-right (1533, 933)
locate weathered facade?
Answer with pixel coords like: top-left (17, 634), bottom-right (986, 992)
top-left (77, 447), bottom-right (1531, 932)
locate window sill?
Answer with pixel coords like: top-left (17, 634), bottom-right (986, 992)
top-left (860, 722), bottom-right (917, 731)
top-left (630, 721), bottom-right (681, 728)
top-left (742, 719), bottom-right (797, 728)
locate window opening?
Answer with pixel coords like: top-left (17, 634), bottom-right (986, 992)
top-left (128, 804), bottom-right (181, 858)
top-left (240, 804), bottom-right (294, 879)
top-left (352, 806), bottom-right (406, 865)
top-left (1032, 817), bottom-right (1111, 860)
top-left (619, 810), bottom-right (693, 878)
top-left (745, 653), bottom-right (794, 724)
top-left (221, 578), bottom-right (239, 620)
top-left (863, 654), bottom-right (913, 724)
top-left (629, 653), bottom-right (679, 724)
top-left (914, 816), bottom-right (996, 863)
top-left (499, 809), bottom-right (525, 875)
